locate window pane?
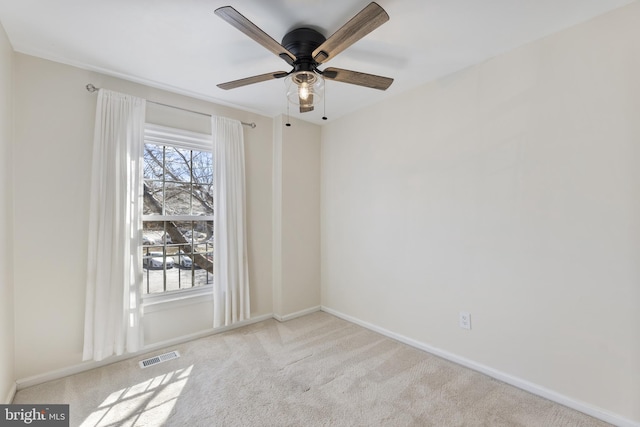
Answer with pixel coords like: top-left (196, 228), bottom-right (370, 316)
top-left (142, 222), bottom-right (164, 246)
top-left (143, 144), bottom-right (164, 180)
top-left (142, 246), bottom-right (172, 294)
top-left (192, 184), bottom-right (213, 216)
top-left (164, 182), bottom-right (192, 215)
top-left (192, 151), bottom-right (213, 184)
top-left (189, 221), bottom-right (212, 243)
top-left (164, 146), bottom-right (191, 184)
top-left (143, 179), bottom-right (163, 215)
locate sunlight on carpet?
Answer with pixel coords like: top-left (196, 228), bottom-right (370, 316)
top-left (80, 365), bottom-right (193, 427)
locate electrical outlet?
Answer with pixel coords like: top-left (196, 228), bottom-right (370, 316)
top-left (459, 312), bottom-right (471, 330)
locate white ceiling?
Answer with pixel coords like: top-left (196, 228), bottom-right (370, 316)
top-left (0, 0), bottom-right (635, 125)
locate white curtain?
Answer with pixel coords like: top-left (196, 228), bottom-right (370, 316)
top-left (83, 89), bottom-right (146, 361)
top-left (212, 116), bottom-right (251, 328)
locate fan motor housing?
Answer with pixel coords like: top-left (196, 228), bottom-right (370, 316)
top-left (282, 27), bottom-right (326, 71)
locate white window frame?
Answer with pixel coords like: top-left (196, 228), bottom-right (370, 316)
top-left (141, 124), bottom-right (214, 309)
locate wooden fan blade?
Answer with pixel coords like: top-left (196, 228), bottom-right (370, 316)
top-left (300, 93), bottom-right (314, 113)
top-left (312, 2), bottom-right (389, 64)
top-left (215, 6), bottom-right (296, 65)
top-left (217, 71), bottom-right (288, 90)
top-left (323, 67), bottom-right (393, 90)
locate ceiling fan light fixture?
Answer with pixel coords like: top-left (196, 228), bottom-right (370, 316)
top-left (215, 4), bottom-right (393, 115)
top-left (285, 71), bottom-right (324, 107)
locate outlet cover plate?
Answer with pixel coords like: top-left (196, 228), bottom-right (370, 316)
top-left (459, 311), bottom-right (471, 330)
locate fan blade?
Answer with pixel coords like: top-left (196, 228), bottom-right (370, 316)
top-left (312, 2), bottom-right (389, 64)
top-left (300, 93), bottom-right (314, 112)
top-left (323, 67), bottom-right (393, 90)
top-left (215, 6), bottom-right (296, 65)
top-left (217, 71), bottom-right (288, 90)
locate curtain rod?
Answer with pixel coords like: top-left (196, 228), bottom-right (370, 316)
top-left (85, 84), bottom-right (256, 128)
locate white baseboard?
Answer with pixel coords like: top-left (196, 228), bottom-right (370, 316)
top-left (273, 305), bottom-right (321, 322)
top-left (3, 382), bottom-right (16, 404)
top-left (16, 313), bottom-right (274, 390)
top-left (321, 306), bottom-right (639, 427)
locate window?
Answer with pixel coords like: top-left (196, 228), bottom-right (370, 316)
top-left (141, 124), bottom-right (213, 296)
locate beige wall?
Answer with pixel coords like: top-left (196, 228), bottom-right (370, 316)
top-left (0, 22), bottom-right (15, 403)
top-left (12, 53), bottom-right (274, 379)
top-left (272, 116), bottom-right (321, 318)
top-left (321, 3), bottom-right (640, 423)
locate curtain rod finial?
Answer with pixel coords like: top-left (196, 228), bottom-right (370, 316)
top-left (86, 83), bottom-right (99, 93)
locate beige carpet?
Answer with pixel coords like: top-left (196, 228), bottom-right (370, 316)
top-left (13, 312), bottom-right (610, 426)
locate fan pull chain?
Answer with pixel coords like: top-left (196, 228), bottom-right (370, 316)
top-left (322, 83), bottom-right (327, 121)
top-left (286, 97), bottom-right (291, 127)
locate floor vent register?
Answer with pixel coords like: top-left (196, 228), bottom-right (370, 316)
top-left (139, 350), bottom-right (181, 368)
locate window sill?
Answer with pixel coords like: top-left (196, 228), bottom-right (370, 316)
top-left (142, 285), bottom-right (213, 314)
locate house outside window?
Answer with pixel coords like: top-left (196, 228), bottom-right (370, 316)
top-left (141, 124), bottom-right (214, 297)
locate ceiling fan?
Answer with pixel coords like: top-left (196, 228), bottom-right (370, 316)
top-left (215, 2), bottom-right (394, 113)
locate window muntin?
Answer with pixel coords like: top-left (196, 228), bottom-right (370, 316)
top-left (142, 125), bottom-right (213, 296)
